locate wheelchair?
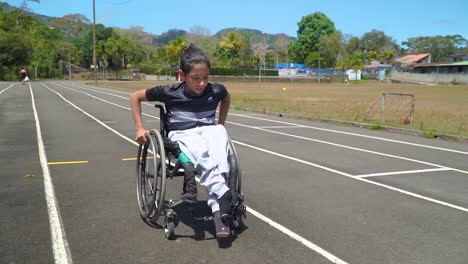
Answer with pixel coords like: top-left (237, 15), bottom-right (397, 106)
top-left (136, 102), bottom-right (247, 240)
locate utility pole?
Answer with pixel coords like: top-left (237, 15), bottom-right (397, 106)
top-left (92, 0), bottom-right (97, 85)
top-left (318, 45), bottom-right (321, 84)
top-left (67, 30), bottom-right (72, 80)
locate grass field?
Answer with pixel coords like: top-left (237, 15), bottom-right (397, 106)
top-left (97, 80), bottom-right (468, 138)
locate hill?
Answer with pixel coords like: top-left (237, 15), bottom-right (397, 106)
top-left (0, 1), bottom-right (56, 25)
top-left (0, 1), bottom-right (296, 46)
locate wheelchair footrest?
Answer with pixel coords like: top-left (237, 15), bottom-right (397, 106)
top-left (193, 216), bottom-right (214, 222)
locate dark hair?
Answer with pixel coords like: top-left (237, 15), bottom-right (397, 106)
top-left (179, 43), bottom-right (210, 74)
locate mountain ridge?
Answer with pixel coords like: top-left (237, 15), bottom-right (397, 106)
top-left (0, 1), bottom-right (296, 46)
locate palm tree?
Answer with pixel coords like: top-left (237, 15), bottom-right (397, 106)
top-left (167, 37), bottom-right (187, 67)
top-left (219, 31), bottom-right (244, 67)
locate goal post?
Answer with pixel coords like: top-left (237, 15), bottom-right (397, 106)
top-left (363, 92), bottom-right (416, 125)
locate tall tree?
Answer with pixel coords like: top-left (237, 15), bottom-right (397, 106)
top-left (0, 7), bottom-right (37, 79)
top-left (402, 35), bottom-right (467, 61)
top-left (238, 35), bottom-right (254, 66)
top-left (318, 31), bottom-right (344, 67)
top-left (251, 40), bottom-right (269, 68)
top-left (185, 25), bottom-right (216, 62)
top-left (360, 29), bottom-right (400, 61)
top-left (219, 31), bottom-right (244, 67)
top-left (290, 12), bottom-right (336, 63)
top-left (30, 23), bottom-right (62, 78)
top-left (167, 37), bottom-right (187, 67)
top-left (52, 14), bottom-right (90, 77)
top-left (273, 34), bottom-right (290, 63)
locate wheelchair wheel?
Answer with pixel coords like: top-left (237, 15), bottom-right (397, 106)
top-left (227, 139), bottom-right (242, 195)
top-left (227, 139), bottom-right (247, 230)
top-left (136, 129), bottom-right (166, 221)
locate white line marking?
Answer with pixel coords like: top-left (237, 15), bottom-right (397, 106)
top-left (356, 167), bottom-right (452, 178)
top-left (51, 83), bottom-right (158, 120)
top-left (43, 83), bottom-right (349, 264)
top-left (231, 113), bottom-right (468, 155)
top-left (42, 83), bottom-right (139, 147)
top-left (30, 84), bottom-right (72, 264)
top-left (247, 207), bottom-right (348, 264)
top-left (233, 140), bottom-right (468, 213)
top-left (0, 83), bottom-right (15, 95)
top-left (256, 125), bottom-right (305, 129)
top-left (230, 121), bottom-right (468, 175)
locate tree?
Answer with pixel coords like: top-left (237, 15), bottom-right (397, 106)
top-left (273, 34), bottom-right (290, 63)
top-left (113, 28), bottom-right (149, 66)
top-left (219, 31), bottom-right (244, 67)
top-left (237, 35), bottom-right (254, 67)
top-left (15, 0), bottom-right (40, 26)
top-left (185, 25), bottom-right (211, 49)
top-left (251, 40), bottom-right (269, 68)
top-left (360, 29), bottom-right (400, 61)
top-left (344, 35), bottom-right (361, 55)
top-left (77, 24), bottom-right (113, 67)
top-left (402, 35), bottom-right (467, 61)
top-left (318, 31), bottom-right (344, 68)
top-left (167, 37), bottom-right (187, 67)
top-left (361, 30), bottom-right (399, 52)
top-left (336, 53), bottom-right (364, 71)
top-left (30, 23), bottom-right (63, 78)
top-left (289, 12), bottom-right (336, 63)
top-left (52, 14), bottom-right (90, 78)
top-left (106, 34), bottom-right (131, 72)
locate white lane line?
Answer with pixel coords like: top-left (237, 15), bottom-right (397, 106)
top-left (230, 121), bottom-right (468, 175)
top-left (30, 84), bottom-right (72, 264)
top-left (62, 83), bottom-right (468, 157)
top-left (256, 125), bottom-right (305, 129)
top-left (51, 83), bottom-right (158, 120)
top-left (43, 83), bottom-right (349, 264)
top-left (233, 140), bottom-right (468, 213)
top-left (356, 167), bottom-right (452, 178)
top-left (0, 83), bottom-right (15, 95)
top-left (246, 207), bottom-right (348, 264)
top-left (231, 113), bottom-right (468, 155)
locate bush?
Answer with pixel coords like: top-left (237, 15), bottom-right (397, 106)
top-left (211, 67), bottom-right (278, 76)
top-left (140, 64), bottom-right (159, 74)
top-left (0, 66), bottom-right (17, 81)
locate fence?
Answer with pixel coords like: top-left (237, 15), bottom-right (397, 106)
top-left (391, 71), bottom-right (468, 84)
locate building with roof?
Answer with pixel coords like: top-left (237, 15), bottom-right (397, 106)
top-left (447, 54), bottom-right (468, 63)
top-left (395, 53), bottom-right (432, 65)
top-left (410, 61), bottom-right (468, 74)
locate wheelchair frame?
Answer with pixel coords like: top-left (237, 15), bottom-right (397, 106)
top-left (136, 102), bottom-right (246, 239)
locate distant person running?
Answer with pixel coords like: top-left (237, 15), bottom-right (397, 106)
top-left (19, 68), bottom-right (28, 83)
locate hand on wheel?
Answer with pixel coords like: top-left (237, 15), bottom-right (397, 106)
top-left (135, 128), bottom-right (149, 145)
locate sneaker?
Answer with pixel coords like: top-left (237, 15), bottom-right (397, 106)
top-left (213, 211), bottom-right (230, 239)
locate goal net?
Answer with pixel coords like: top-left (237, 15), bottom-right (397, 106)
top-left (363, 92), bottom-right (415, 125)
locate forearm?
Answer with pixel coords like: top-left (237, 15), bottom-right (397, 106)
top-left (218, 93), bottom-right (230, 125)
top-left (130, 90), bottom-right (146, 130)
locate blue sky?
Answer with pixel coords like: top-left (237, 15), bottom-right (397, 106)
top-left (5, 0), bottom-right (468, 44)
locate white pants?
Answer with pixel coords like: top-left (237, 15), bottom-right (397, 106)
top-left (169, 125), bottom-right (230, 212)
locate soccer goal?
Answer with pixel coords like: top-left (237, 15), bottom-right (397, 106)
top-left (363, 92), bottom-right (416, 125)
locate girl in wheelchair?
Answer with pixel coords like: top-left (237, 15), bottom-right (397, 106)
top-left (130, 44), bottom-right (235, 240)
